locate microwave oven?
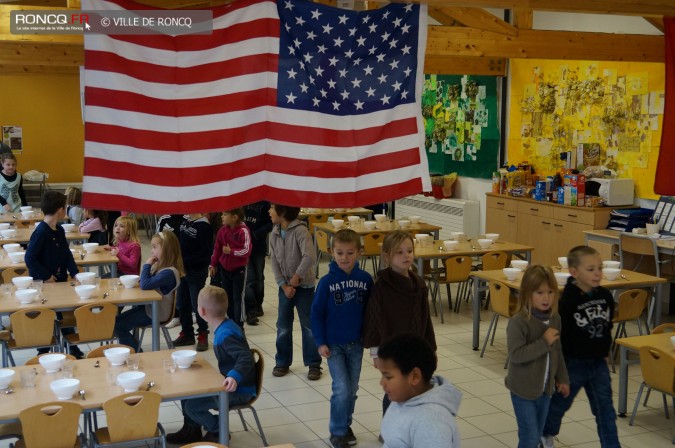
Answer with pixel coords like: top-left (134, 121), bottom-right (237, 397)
top-left (586, 178), bottom-right (634, 206)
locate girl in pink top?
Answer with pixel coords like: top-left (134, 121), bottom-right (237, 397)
top-left (79, 209), bottom-right (108, 244)
top-left (209, 207), bottom-right (251, 327)
top-left (103, 216), bottom-right (141, 275)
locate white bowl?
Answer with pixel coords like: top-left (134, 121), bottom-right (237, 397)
top-left (374, 214), bottom-right (387, 223)
top-left (477, 239), bottom-right (493, 249)
top-left (443, 240), bottom-right (458, 251)
top-left (117, 371), bottom-right (145, 392)
top-left (484, 233), bottom-right (500, 242)
top-left (450, 232), bottom-right (464, 240)
top-left (15, 289), bottom-right (38, 304)
top-left (3, 244), bottom-right (21, 253)
top-left (74, 284), bottom-right (96, 299)
top-left (172, 349), bottom-right (197, 369)
top-left (20, 211), bottom-right (35, 219)
top-left (511, 260), bottom-right (529, 271)
top-left (12, 276), bottom-right (33, 290)
top-left (558, 257), bottom-right (569, 269)
top-left (82, 243), bottom-right (99, 254)
top-left (39, 354), bottom-right (66, 373)
top-left (119, 275), bottom-right (140, 289)
top-left (75, 272), bottom-right (96, 285)
top-left (603, 268), bottom-right (621, 281)
top-left (409, 215), bottom-right (421, 224)
top-left (0, 229), bottom-right (16, 239)
top-left (603, 260), bottom-right (620, 269)
top-left (347, 216), bottom-right (360, 224)
top-left (50, 378), bottom-right (80, 400)
top-left (503, 267), bottom-right (521, 281)
top-left (8, 251), bottom-right (25, 264)
top-left (398, 219), bottom-right (411, 229)
top-left (0, 223), bottom-right (9, 230)
top-left (0, 369), bottom-right (15, 390)
top-left (364, 221), bottom-right (376, 230)
top-left (331, 219), bottom-right (344, 229)
top-left (19, 206), bottom-right (32, 212)
top-left (104, 347), bottom-right (131, 366)
top-left (554, 272), bottom-right (571, 285)
top-left (61, 224), bottom-right (76, 233)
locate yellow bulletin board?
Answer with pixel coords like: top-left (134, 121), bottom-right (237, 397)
top-left (508, 60), bottom-right (665, 199)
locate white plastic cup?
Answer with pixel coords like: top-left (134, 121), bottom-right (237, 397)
top-left (163, 358), bottom-right (176, 373)
top-left (126, 354), bottom-right (140, 370)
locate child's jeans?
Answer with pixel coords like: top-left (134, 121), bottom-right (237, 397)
top-left (327, 341), bottom-right (363, 437)
top-left (182, 393), bottom-right (253, 433)
top-left (544, 357), bottom-right (620, 447)
top-left (218, 265), bottom-right (247, 327)
top-left (275, 286), bottom-right (321, 368)
top-left (177, 268), bottom-right (209, 335)
top-left (511, 392), bottom-right (551, 448)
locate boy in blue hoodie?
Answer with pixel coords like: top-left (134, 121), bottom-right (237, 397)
top-left (311, 229), bottom-right (373, 448)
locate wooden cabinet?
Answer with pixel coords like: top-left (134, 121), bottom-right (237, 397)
top-left (486, 193), bottom-right (615, 266)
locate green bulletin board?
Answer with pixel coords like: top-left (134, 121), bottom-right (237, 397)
top-left (422, 75), bottom-right (500, 179)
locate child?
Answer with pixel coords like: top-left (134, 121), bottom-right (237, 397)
top-left (243, 200), bottom-right (273, 325)
top-left (173, 213), bottom-right (213, 352)
top-left (114, 230), bottom-right (184, 352)
top-left (103, 216), bottom-right (141, 276)
top-left (166, 285), bottom-right (256, 444)
top-left (79, 209), bottom-right (108, 245)
top-left (25, 191), bottom-right (82, 357)
top-left (310, 229), bottom-right (374, 448)
top-left (209, 208), bottom-right (251, 328)
top-left (542, 246), bottom-right (618, 448)
top-left (269, 204), bottom-right (322, 380)
top-left (64, 186), bottom-right (84, 225)
top-left (506, 266), bottom-right (569, 448)
top-left (363, 230), bottom-right (436, 414)
top-left (378, 333), bottom-right (462, 448)
top-left (0, 153), bottom-right (26, 213)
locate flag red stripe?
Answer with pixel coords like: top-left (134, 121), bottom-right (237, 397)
top-left (85, 118), bottom-right (418, 150)
top-left (86, 86), bottom-right (275, 116)
top-left (101, 0), bottom-right (270, 16)
top-left (655, 17), bottom-right (675, 195)
top-left (84, 149), bottom-right (420, 186)
top-left (84, 51), bottom-right (277, 85)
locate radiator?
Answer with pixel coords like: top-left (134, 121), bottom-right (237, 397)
top-left (394, 194), bottom-right (480, 240)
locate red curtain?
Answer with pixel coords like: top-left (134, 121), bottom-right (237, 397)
top-left (655, 17), bottom-right (675, 195)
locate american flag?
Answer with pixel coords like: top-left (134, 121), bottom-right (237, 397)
top-left (82, 0), bottom-right (430, 213)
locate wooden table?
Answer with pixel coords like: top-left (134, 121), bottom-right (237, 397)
top-left (299, 208), bottom-right (373, 219)
top-left (0, 279), bottom-right (164, 354)
top-left (615, 332), bottom-right (674, 416)
top-left (0, 228), bottom-right (89, 245)
top-left (584, 228), bottom-right (674, 325)
top-left (470, 269), bottom-right (666, 351)
top-left (0, 250), bottom-right (119, 277)
top-left (0, 211), bottom-right (44, 225)
top-left (0, 350), bottom-right (230, 445)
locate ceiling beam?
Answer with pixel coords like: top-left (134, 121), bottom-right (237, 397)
top-left (429, 7), bottom-right (459, 25)
top-left (0, 41), bottom-right (83, 66)
top-left (425, 55), bottom-right (506, 76)
top-left (432, 7), bottom-right (517, 35)
top-left (644, 17), bottom-right (665, 33)
top-left (511, 8), bottom-right (533, 29)
top-left (427, 26), bottom-right (665, 62)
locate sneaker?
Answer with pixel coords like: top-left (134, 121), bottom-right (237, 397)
top-left (246, 314), bottom-right (259, 326)
top-left (255, 308), bottom-right (264, 317)
top-left (196, 331), bottom-right (209, 352)
top-left (378, 434), bottom-right (384, 443)
top-left (69, 346), bottom-right (85, 360)
top-left (172, 332), bottom-right (195, 347)
top-left (346, 427), bottom-right (356, 445)
top-left (165, 317), bottom-right (180, 329)
top-left (541, 435), bottom-right (555, 448)
top-left (307, 365), bottom-right (322, 381)
top-left (166, 423), bottom-right (202, 444)
top-left (330, 435), bottom-right (351, 448)
top-left (272, 365), bottom-right (289, 377)
top-left (202, 431), bottom-right (220, 443)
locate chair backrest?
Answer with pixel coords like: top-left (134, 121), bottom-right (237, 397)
top-left (86, 343), bottom-right (136, 359)
top-left (489, 281), bottom-right (516, 317)
top-left (307, 215), bottom-right (328, 233)
top-left (363, 233), bottom-right (386, 257)
top-left (18, 401), bottom-right (82, 448)
top-left (315, 230), bottom-right (330, 254)
top-left (638, 345), bottom-right (675, 395)
top-left (73, 302), bottom-right (117, 342)
top-left (25, 352), bottom-right (76, 366)
top-left (481, 251), bottom-right (508, 271)
top-left (652, 323), bottom-right (675, 334)
top-left (9, 308), bottom-right (56, 348)
top-left (1, 267), bottom-right (29, 284)
top-left (232, 348), bottom-right (264, 410)
top-left (161, 290), bottom-right (177, 326)
top-left (103, 391), bottom-right (161, 443)
top-left (619, 233), bottom-right (660, 276)
top-left (614, 289), bottom-right (648, 322)
top-left (443, 256), bottom-right (473, 282)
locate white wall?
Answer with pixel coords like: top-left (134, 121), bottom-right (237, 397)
top-left (452, 176), bottom-right (492, 234)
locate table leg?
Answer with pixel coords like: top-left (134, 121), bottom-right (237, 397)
top-left (151, 300), bottom-right (159, 351)
top-left (525, 250), bottom-right (531, 263)
top-left (219, 390), bottom-right (230, 445)
top-left (111, 263), bottom-right (118, 278)
top-left (472, 277), bottom-right (484, 350)
top-left (618, 345), bottom-right (628, 416)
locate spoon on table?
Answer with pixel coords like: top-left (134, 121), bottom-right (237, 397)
top-left (41, 298), bottom-right (47, 304)
top-left (4, 388), bottom-right (13, 394)
top-left (79, 390), bottom-right (86, 400)
top-left (94, 360), bottom-right (100, 368)
top-left (621, 274), bottom-right (630, 281)
top-left (145, 381), bottom-right (155, 391)
top-left (102, 293), bottom-right (109, 299)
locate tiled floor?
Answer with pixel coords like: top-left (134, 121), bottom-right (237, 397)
top-left (3, 236), bottom-right (675, 447)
